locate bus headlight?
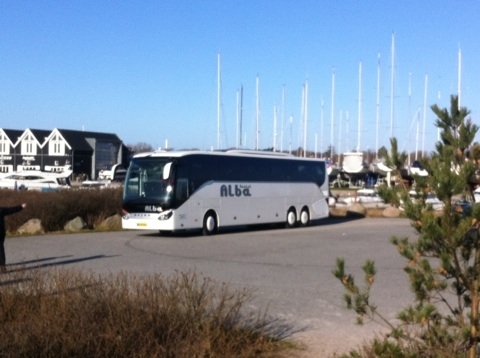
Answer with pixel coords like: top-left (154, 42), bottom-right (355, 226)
top-left (122, 209), bottom-right (130, 220)
top-left (158, 210), bottom-right (173, 220)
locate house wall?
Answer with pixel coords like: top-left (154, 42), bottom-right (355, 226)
top-left (0, 128), bottom-right (130, 180)
top-left (0, 131), bottom-right (16, 173)
top-left (72, 153), bottom-right (92, 181)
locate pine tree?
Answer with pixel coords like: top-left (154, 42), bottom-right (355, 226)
top-left (334, 95), bottom-right (480, 357)
top-left (376, 137), bottom-right (408, 206)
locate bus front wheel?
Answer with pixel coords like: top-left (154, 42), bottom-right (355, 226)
top-left (300, 207), bottom-right (310, 226)
top-left (286, 209), bottom-right (297, 228)
top-left (203, 211), bottom-right (218, 235)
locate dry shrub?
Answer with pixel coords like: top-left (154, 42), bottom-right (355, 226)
top-left (0, 188), bottom-right (122, 233)
top-left (0, 269), bottom-right (294, 358)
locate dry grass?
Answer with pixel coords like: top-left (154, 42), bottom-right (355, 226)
top-left (1, 188), bottom-right (122, 233)
top-left (0, 268), bottom-right (296, 358)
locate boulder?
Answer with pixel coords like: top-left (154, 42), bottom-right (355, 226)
top-left (17, 218), bottom-right (44, 235)
top-left (329, 206), bottom-right (347, 217)
top-left (97, 214), bottom-right (122, 230)
top-left (64, 216), bottom-right (86, 232)
top-left (382, 206), bottom-right (401, 218)
top-left (346, 203), bottom-right (366, 217)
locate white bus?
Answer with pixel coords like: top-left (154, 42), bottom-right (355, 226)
top-left (122, 150), bottom-right (330, 235)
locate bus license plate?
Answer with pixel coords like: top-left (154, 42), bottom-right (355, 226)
top-left (137, 222), bottom-right (147, 227)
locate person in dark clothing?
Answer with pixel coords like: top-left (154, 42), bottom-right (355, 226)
top-left (0, 203), bottom-right (27, 272)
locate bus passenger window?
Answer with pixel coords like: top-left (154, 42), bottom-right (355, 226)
top-left (176, 178), bottom-right (189, 204)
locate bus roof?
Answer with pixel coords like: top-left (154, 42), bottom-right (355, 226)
top-left (132, 149), bottom-right (326, 162)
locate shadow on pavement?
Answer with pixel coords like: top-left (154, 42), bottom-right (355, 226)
top-left (5, 254), bottom-right (119, 273)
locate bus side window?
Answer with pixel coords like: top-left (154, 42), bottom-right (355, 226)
top-left (175, 178), bottom-right (189, 205)
top-left (315, 165), bottom-right (326, 186)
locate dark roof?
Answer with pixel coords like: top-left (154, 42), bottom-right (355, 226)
top-left (2, 129), bottom-right (24, 144)
top-left (56, 130), bottom-right (92, 152)
top-left (57, 129), bottom-right (122, 152)
top-left (1, 128), bottom-right (123, 152)
top-left (58, 129), bottom-right (121, 142)
top-left (29, 129), bottom-right (52, 144)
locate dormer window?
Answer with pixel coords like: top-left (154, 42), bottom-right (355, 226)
top-left (22, 133), bottom-right (36, 155)
top-left (49, 133), bottom-right (65, 155)
top-left (0, 133), bottom-right (9, 155)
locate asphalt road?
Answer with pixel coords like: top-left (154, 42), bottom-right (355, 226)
top-left (5, 217), bottom-right (417, 357)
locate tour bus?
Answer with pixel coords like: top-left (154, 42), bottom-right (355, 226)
top-left (121, 150), bottom-right (329, 235)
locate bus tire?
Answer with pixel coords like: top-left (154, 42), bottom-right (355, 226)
top-left (203, 211), bottom-right (218, 235)
top-left (300, 207), bottom-right (310, 227)
top-left (286, 209), bottom-right (297, 228)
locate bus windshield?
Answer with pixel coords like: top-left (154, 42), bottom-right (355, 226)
top-left (123, 157), bottom-right (174, 208)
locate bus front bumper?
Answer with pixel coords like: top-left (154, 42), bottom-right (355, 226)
top-left (122, 211), bottom-right (173, 230)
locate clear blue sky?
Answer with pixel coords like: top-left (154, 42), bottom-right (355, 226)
top-left (1, 1), bottom-right (479, 156)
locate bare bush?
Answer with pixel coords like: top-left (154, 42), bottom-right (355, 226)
top-left (0, 269), bottom-right (294, 357)
top-left (1, 188), bottom-right (122, 233)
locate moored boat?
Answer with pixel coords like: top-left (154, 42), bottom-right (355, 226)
top-left (342, 188), bottom-right (384, 205)
top-left (342, 152), bottom-right (370, 179)
top-left (0, 168), bottom-right (72, 191)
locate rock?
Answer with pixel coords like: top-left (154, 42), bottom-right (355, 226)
top-left (365, 207), bottom-right (385, 218)
top-left (97, 214), bottom-right (122, 230)
top-left (64, 216), bottom-right (86, 232)
top-left (17, 218), bottom-right (44, 235)
top-left (346, 203), bottom-right (366, 217)
top-left (329, 206), bottom-right (347, 217)
top-left (382, 206), bottom-right (401, 218)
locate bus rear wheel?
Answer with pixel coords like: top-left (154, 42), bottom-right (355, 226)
top-left (300, 207), bottom-right (310, 226)
top-left (286, 209), bottom-right (297, 228)
top-left (203, 211), bottom-right (218, 235)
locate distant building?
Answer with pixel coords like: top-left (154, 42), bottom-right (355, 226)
top-left (0, 128), bottom-right (130, 180)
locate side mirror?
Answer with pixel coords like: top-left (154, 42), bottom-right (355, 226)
top-left (163, 162), bottom-right (172, 180)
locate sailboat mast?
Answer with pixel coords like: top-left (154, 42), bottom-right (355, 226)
top-left (300, 85), bottom-right (305, 155)
top-left (330, 67), bottom-right (335, 160)
top-left (303, 79), bottom-right (308, 157)
top-left (375, 53), bottom-right (380, 160)
top-left (390, 32), bottom-right (395, 138)
top-left (235, 90), bottom-right (240, 148)
top-left (217, 53), bottom-right (221, 150)
top-left (280, 86), bottom-right (285, 152)
top-left (407, 73), bottom-right (412, 169)
top-left (422, 75), bottom-right (428, 157)
top-left (415, 107), bottom-right (420, 160)
top-left (289, 115), bottom-right (293, 154)
top-left (346, 111), bottom-right (349, 152)
top-left (255, 75), bottom-right (260, 150)
top-left (236, 89), bottom-right (239, 149)
top-left (357, 62), bottom-right (362, 152)
top-left (338, 110), bottom-right (342, 156)
top-left (273, 103), bottom-right (277, 151)
top-left (240, 85), bottom-right (243, 148)
top-left (320, 95), bottom-right (324, 158)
